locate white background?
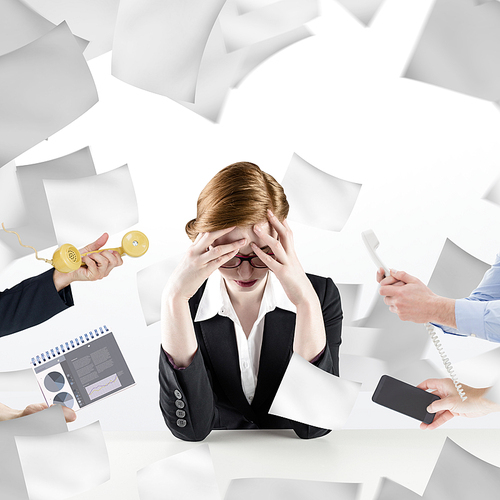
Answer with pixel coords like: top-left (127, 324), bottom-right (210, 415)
top-left (2, 0), bottom-right (500, 432)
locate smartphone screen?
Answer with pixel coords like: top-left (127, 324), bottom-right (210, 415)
top-left (372, 375), bottom-right (440, 424)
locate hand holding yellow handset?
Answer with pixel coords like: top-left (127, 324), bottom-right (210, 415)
top-left (2, 223), bottom-right (149, 273)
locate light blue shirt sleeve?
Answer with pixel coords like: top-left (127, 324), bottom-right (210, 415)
top-left (438, 253), bottom-right (500, 342)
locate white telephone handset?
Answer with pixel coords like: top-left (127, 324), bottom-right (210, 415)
top-left (362, 230), bottom-right (467, 401)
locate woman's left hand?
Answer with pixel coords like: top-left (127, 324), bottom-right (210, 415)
top-left (252, 210), bottom-right (315, 306)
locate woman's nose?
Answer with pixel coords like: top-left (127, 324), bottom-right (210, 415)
top-left (238, 261), bottom-right (253, 279)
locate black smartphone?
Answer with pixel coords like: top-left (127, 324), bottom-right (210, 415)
top-left (372, 375), bottom-right (440, 424)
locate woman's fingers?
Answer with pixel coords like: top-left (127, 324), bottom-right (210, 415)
top-left (250, 242), bottom-right (281, 272)
top-left (197, 226), bottom-right (236, 250)
top-left (202, 238), bottom-right (246, 265)
top-left (253, 223), bottom-right (287, 263)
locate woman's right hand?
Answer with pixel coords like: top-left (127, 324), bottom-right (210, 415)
top-left (164, 227), bottom-right (246, 301)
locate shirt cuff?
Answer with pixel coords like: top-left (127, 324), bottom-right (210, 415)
top-left (454, 298), bottom-right (488, 340)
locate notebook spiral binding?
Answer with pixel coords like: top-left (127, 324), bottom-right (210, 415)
top-left (31, 325), bottom-right (109, 367)
top-left (425, 322), bottom-right (467, 401)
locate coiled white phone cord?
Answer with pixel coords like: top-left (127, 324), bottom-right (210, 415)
top-left (425, 322), bottom-right (467, 401)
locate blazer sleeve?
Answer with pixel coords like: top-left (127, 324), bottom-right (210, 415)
top-left (0, 269), bottom-right (74, 338)
top-left (159, 347), bottom-right (215, 441)
top-left (291, 275), bottom-right (343, 440)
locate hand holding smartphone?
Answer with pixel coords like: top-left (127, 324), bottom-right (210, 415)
top-left (372, 375), bottom-right (440, 424)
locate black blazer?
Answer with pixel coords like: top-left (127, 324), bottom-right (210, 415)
top-left (0, 269), bottom-right (73, 338)
top-left (159, 273), bottom-right (342, 441)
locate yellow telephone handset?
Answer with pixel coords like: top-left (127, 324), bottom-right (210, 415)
top-left (1, 223), bottom-right (149, 273)
top-left (51, 231), bottom-right (149, 273)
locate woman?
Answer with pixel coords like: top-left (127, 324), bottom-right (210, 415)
top-left (159, 162), bottom-right (342, 441)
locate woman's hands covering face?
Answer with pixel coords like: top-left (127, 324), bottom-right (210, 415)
top-left (251, 210), bottom-right (312, 306)
top-left (165, 227), bottom-right (246, 301)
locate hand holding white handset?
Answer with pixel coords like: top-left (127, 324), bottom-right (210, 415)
top-left (361, 230), bottom-right (467, 402)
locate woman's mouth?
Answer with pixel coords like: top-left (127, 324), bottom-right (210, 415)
top-left (234, 280), bottom-right (257, 288)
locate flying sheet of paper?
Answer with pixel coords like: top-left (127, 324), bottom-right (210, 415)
top-left (455, 347), bottom-right (500, 387)
top-left (0, 22), bottom-right (98, 169)
top-left (137, 444), bottom-right (220, 500)
top-left (336, 283), bottom-right (362, 326)
top-left (390, 359), bottom-right (443, 388)
top-left (375, 477), bottom-right (423, 500)
top-left (403, 0), bottom-right (500, 102)
top-left (423, 438), bottom-right (500, 500)
top-left (44, 164), bottom-right (138, 247)
top-left (20, 0), bottom-right (119, 59)
top-left (137, 254), bottom-right (183, 326)
top-left (220, 0), bottom-right (319, 52)
top-left (0, 161), bottom-right (26, 228)
top-left (339, 354), bottom-right (389, 391)
top-left (0, 0), bottom-right (54, 57)
top-left (112, 0), bottom-right (226, 103)
top-left (231, 25), bottom-right (312, 88)
top-left (281, 153), bottom-right (362, 232)
top-left (0, 368), bottom-right (38, 392)
top-left (355, 294), bottom-right (431, 373)
top-left (0, 405), bottom-right (67, 500)
top-left (483, 175), bottom-right (500, 206)
top-left (0, 148), bottom-right (97, 258)
top-left (269, 352), bottom-right (361, 429)
top-left (335, 0), bottom-right (386, 26)
top-left (427, 239), bottom-right (490, 299)
top-left (178, 19), bottom-right (242, 122)
top-left (224, 477), bottom-right (360, 500)
top-left (15, 420), bottom-right (109, 500)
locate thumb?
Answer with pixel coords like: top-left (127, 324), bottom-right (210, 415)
top-left (426, 397), bottom-right (452, 414)
top-left (79, 233), bottom-right (109, 254)
top-left (390, 269), bottom-right (414, 284)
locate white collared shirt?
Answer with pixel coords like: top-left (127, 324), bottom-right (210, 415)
top-left (194, 272), bottom-right (296, 404)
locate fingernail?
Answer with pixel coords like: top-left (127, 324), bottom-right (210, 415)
top-left (254, 225), bottom-right (261, 232)
top-left (239, 238), bottom-right (246, 244)
top-left (268, 209), bottom-right (274, 217)
top-left (390, 268), bottom-right (398, 274)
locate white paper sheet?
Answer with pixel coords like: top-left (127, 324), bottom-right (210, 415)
top-left (15, 420), bottom-right (109, 500)
top-left (0, 22), bottom-right (98, 169)
top-left (21, 0), bottom-right (120, 59)
top-left (375, 477), bottom-right (423, 500)
top-left (339, 354), bottom-right (389, 391)
top-left (336, 0), bottom-right (386, 26)
top-left (43, 164), bottom-right (138, 247)
top-left (220, 0), bottom-right (318, 52)
top-left (0, 0), bottom-right (54, 57)
top-left (137, 254), bottom-right (183, 326)
top-left (0, 405), bottom-right (67, 500)
top-left (390, 359), bottom-right (444, 387)
top-left (231, 25), bottom-right (312, 88)
top-left (0, 161), bottom-right (26, 228)
top-left (137, 444), bottom-right (220, 500)
top-left (269, 352), bottom-right (361, 429)
top-left (224, 477), bottom-right (360, 500)
top-left (281, 153), bottom-right (362, 232)
top-left (423, 438), bottom-right (500, 499)
top-left (179, 19), bottom-right (242, 122)
top-left (112, 0), bottom-right (226, 103)
top-left (0, 148), bottom-right (97, 258)
top-left (354, 295), bottom-right (430, 369)
top-left (455, 347), bottom-right (500, 387)
top-left (483, 175), bottom-right (500, 206)
top-left (426, 239), bottom-right (490, 300)
top-left (404, 0), bottom-right (500, 102)
top-left (0, 368), bottom-right (39, 392)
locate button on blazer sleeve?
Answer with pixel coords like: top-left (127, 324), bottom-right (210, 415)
top-left (0, 269), bottom-right (74, 338)
top-left (159, 347), bottom-right (215, 441)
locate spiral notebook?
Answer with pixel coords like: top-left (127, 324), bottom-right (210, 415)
top-left (31, 326), bottom-right (135, 411)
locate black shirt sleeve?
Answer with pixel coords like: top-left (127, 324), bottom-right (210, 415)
top-left (0, 269), bottom-right (74, 338)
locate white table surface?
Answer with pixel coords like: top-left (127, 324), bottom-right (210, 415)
top-left (70, 428), bottom-right (500, 500)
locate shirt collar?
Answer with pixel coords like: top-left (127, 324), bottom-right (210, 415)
top-left (194, 271), bottom-right (296, 322)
